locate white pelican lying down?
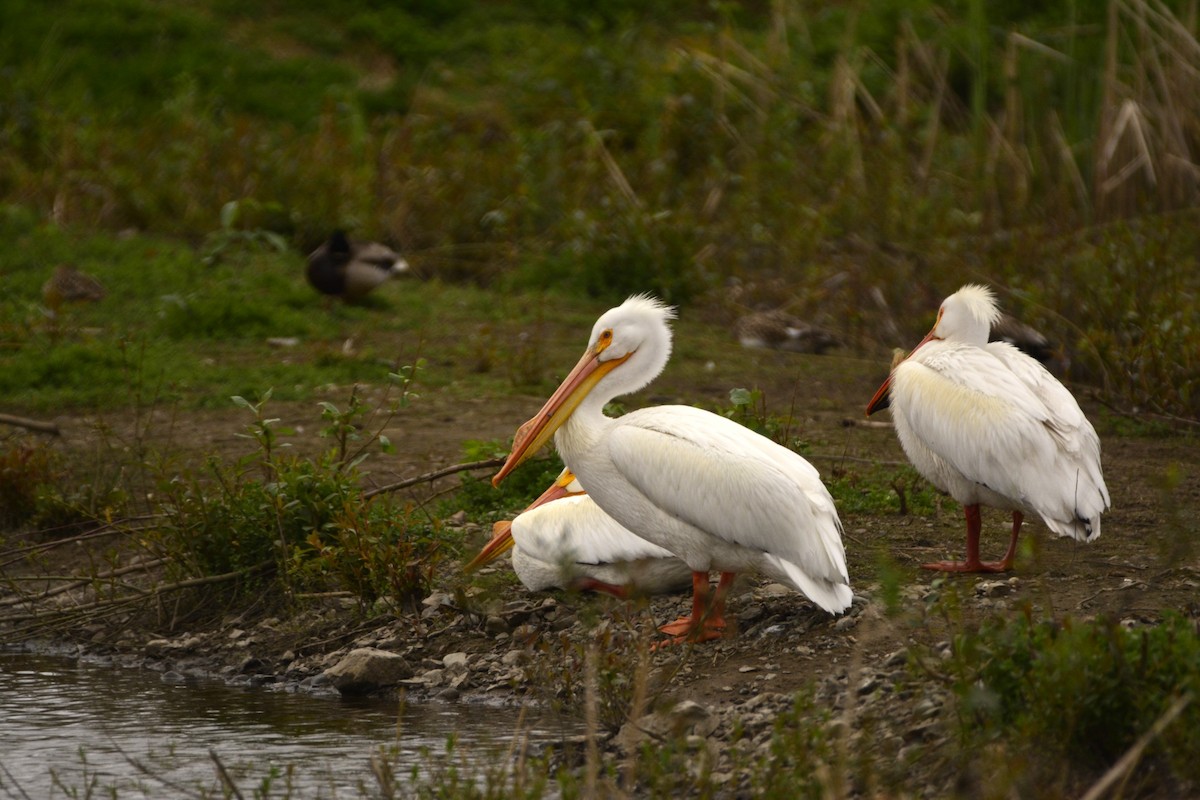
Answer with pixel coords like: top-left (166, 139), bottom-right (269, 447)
top-left (867, 284), bottom-right (1109, 572)
top-left (466, 469), bottom-right (693, 597)
top-left (493, 295), bottom-right (852, 643)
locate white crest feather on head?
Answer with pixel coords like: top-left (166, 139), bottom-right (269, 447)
top-left (950, 284), bottom-right (1001, 327)
top-left (619, 293), bottom-right (677, 321)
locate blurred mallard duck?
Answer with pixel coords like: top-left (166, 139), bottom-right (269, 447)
top-left (306, 230), bottom-right (409, 302)
top-left (42, 265), bottom-right (106, 315)
top-left (735, 309), bottom-right (841, 354)
top-left (989, 312), bottom-right (1064, 372)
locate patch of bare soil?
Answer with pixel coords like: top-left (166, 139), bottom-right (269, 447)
top-left (4, 342), bottom-right (1199, 796)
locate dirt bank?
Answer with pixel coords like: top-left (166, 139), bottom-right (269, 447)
top-left (3, 343), bottom-right (1199, 796)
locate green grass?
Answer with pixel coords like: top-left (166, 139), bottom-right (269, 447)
top-left (945, 613), bottom-right (1200, 794)
top-left (4, 0), bottom-right (1198, 418)
top-left (0, 215), bottom-right (595, 411)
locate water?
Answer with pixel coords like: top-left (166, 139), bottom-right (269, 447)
top-left (0, 649), bottom-right (579, 799)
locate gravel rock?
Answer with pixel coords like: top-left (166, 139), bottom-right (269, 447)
top-left (323, 648), bottom-right (413, 696)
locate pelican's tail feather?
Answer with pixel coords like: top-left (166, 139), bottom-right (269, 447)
top-left (764, 554), bottom-right (853, 615)
top-left (1043, 513), bottom-right (1101, 543)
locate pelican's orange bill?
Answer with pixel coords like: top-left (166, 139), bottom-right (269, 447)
top-left (464, 520), bottom-right (515, 572)
top-left (492, 346), bottom-right (629, 486)
top-left (865, 375), bottom-right (892, 416)
top-left (866, 329), bottom-right (940, 416)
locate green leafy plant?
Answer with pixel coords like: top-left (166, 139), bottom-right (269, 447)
top-left (155, 380), bottom-right (437, 609)
top-left (201, 199), bottom-right (291, 267)
top-left (948, 613), bottom-right (1200, 788)
top-left (0, 442), bottom-right (60, 529)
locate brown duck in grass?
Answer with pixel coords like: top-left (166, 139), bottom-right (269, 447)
top-left (306, 230), bottom-right (409, 302)
top-left (734, 309), bottom-right (841, 354)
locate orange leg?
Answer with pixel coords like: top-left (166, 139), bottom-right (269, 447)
top-left (658, 571), bottom-right (710, 636)
top-left (657, 571), bottom-right (734, 644)
top-left (922, 505), bottom-right (1021, 573)
top-left (572, 576), bottom-right (630, 599)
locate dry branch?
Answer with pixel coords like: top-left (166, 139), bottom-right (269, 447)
top-left (0, 515), bottom-right (162, 568)
top-left (0, 557), bottom-right (170, 609)
top-left (0, 413), bottom-right (60, 436)
top-left (0, 562), bottom-right (272, 629)
top-left (363, 457), bottom-right (506, 499)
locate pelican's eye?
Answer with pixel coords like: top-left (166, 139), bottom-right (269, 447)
top-left (595, 329), bottom-right (614, 351)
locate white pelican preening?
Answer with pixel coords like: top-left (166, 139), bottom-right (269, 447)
top-left (866, 284), bottom-right (1110, 572)
top-left (492, 295), bottom-right (852, 642)
top-left (466, 469), bottom-right (693, 597)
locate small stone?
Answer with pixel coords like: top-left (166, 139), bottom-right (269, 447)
top-left (144, 639), bottom-right (173, 657)
top-left (323, 648), bottom-right (413, 696)
top-left (443, 652), bottom-right (469, 672)
top-left (834, 616), bottom-right (857, 632)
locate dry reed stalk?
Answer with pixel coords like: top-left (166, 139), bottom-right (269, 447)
top-left (1099, 99), bottom-right (1157, 195)
top-left (767, 0), bottom-right (790, 65)
top-left (910, 37), bottom-right (950, 184)
top-left (984, 115), bottom-right (1033, 225)
top-left (620, 632), bottom-right (653, 795)
top-left (827, 52), bottom-right (865, 188)
top-left (1049, 110), bottom-right (1091, 215)
top-left (582, 120), bottom-right (642, 209)
top-left (894, 32), bottom-right (910, 127)
top-left (1080, 692), bottom-right (1193, 800)
top-left (583, 637), bottom-right (601, 796)
top-left (721, 32), bottom-right (780, 108)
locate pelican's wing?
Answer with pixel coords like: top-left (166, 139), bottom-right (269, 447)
top-left (897, 343), bottom-right (1108, 535)
top-left (513, 495), bottom-right (680, 566)
top-left (604, 406), bottom-right (849, 586)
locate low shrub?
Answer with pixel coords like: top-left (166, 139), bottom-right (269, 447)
top-left (950, 613), bottom-right (1200, 791)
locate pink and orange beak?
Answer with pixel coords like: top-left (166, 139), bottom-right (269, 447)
top-left (466, 469), bottom-right (585, 572)
top-left (465, 520), bottom-right (517, 572)
top-left (865, 316), bottom-right (942, 416)
top-left (491, 338), bottom-right (630, 486)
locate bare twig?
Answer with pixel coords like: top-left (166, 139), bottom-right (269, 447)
top-left (209, 750), bottom-right (246, 800)
top-left (0, 563), bottom-right (272, 626)
top-left (0, 557), bottom-right (170, 609)
top-left (0, 515), bottom-right (163, 567)
top-left (363, 457), bottom-right (506, 499)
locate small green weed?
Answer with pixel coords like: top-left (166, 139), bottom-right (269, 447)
top-left (0, 441), bottom-right (60, 529)
top-left (825, 464), bottom-right (939, 517)
top-left (155, 382), bottom-right (437, 611)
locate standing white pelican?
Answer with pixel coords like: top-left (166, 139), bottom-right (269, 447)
top-left (466, 469), bottom-right (693, 597)
top-left (866, 284), bottom-right (1109, 572)
top-left (492, 295), bottom-right (852, 643)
